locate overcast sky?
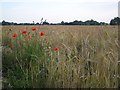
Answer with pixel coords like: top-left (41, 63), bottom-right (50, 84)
top-left (0, 0), bottom-right (119, 23)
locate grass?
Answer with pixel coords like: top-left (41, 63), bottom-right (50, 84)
top-left (1, 25), bottom-right (119, 88)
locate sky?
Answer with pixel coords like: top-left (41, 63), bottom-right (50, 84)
top-left (0, 0), bottom-right (119, 23)
top-left (118, 1), bottom-right (120, 18)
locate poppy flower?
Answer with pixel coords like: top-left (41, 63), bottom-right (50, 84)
top-left (13, 34), bottom-right (17, 38)
top-left (22, 31), bottom-right (27, 34)
top-left (28, 35), bottom-right (31, 40)
top-left (54, 47), bottom-right (59, 51)
top-left (40, 32), bottom-right (44, 36)
top-left (32, 28), bottom-right (36, 31)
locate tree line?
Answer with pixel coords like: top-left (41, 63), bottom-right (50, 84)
top-left (0, 17), bottom-right (120, 25)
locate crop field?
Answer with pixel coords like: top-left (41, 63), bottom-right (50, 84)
top-left (1, 25), bottom-right (119, 88)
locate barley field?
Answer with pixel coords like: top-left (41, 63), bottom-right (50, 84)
top-left (1, 25), bottom-right (119, 88)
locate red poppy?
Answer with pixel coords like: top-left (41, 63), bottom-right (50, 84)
top-left (40, 32), bottom-right (44, 36)
top-left (13, 34), bottom-right (17, 38)
top-left (54, 47), bottom-right (59, 51)
top-left (32, 28), bottom-right (36, 31)
top-left (22, 31), bottom-right (27, 34)
top-left (28, 35), bottom-right (31, 40)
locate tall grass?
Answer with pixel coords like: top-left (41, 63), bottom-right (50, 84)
top-left (2, 25), bottom-right (119, 88)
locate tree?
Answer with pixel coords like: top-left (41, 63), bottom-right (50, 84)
top-left (42, 19), bottom-right (49, 25)
top-left (2, 20), bottom-right (9, 25)
top-left (110, 17), bottom-right (120, 25)
top-left (84, 19), bottom-right (100, 25)
top-left (36, 22), bottom-right (39, 25)
top-left (61, 21), bottom-right (65, 25)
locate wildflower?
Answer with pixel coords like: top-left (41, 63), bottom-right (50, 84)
top-left (22, 31), bottom-right (27, 34)
top-left (28, 35), bottom-right (31, 40)
top-left (54, 47), bottom-right (59, 51)
top-left (13, 34), bottom-right (17, 38)
top-left (32, 28), bottom-right (36, 31)
top-left (40, 32), bottom-right (44, 36)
